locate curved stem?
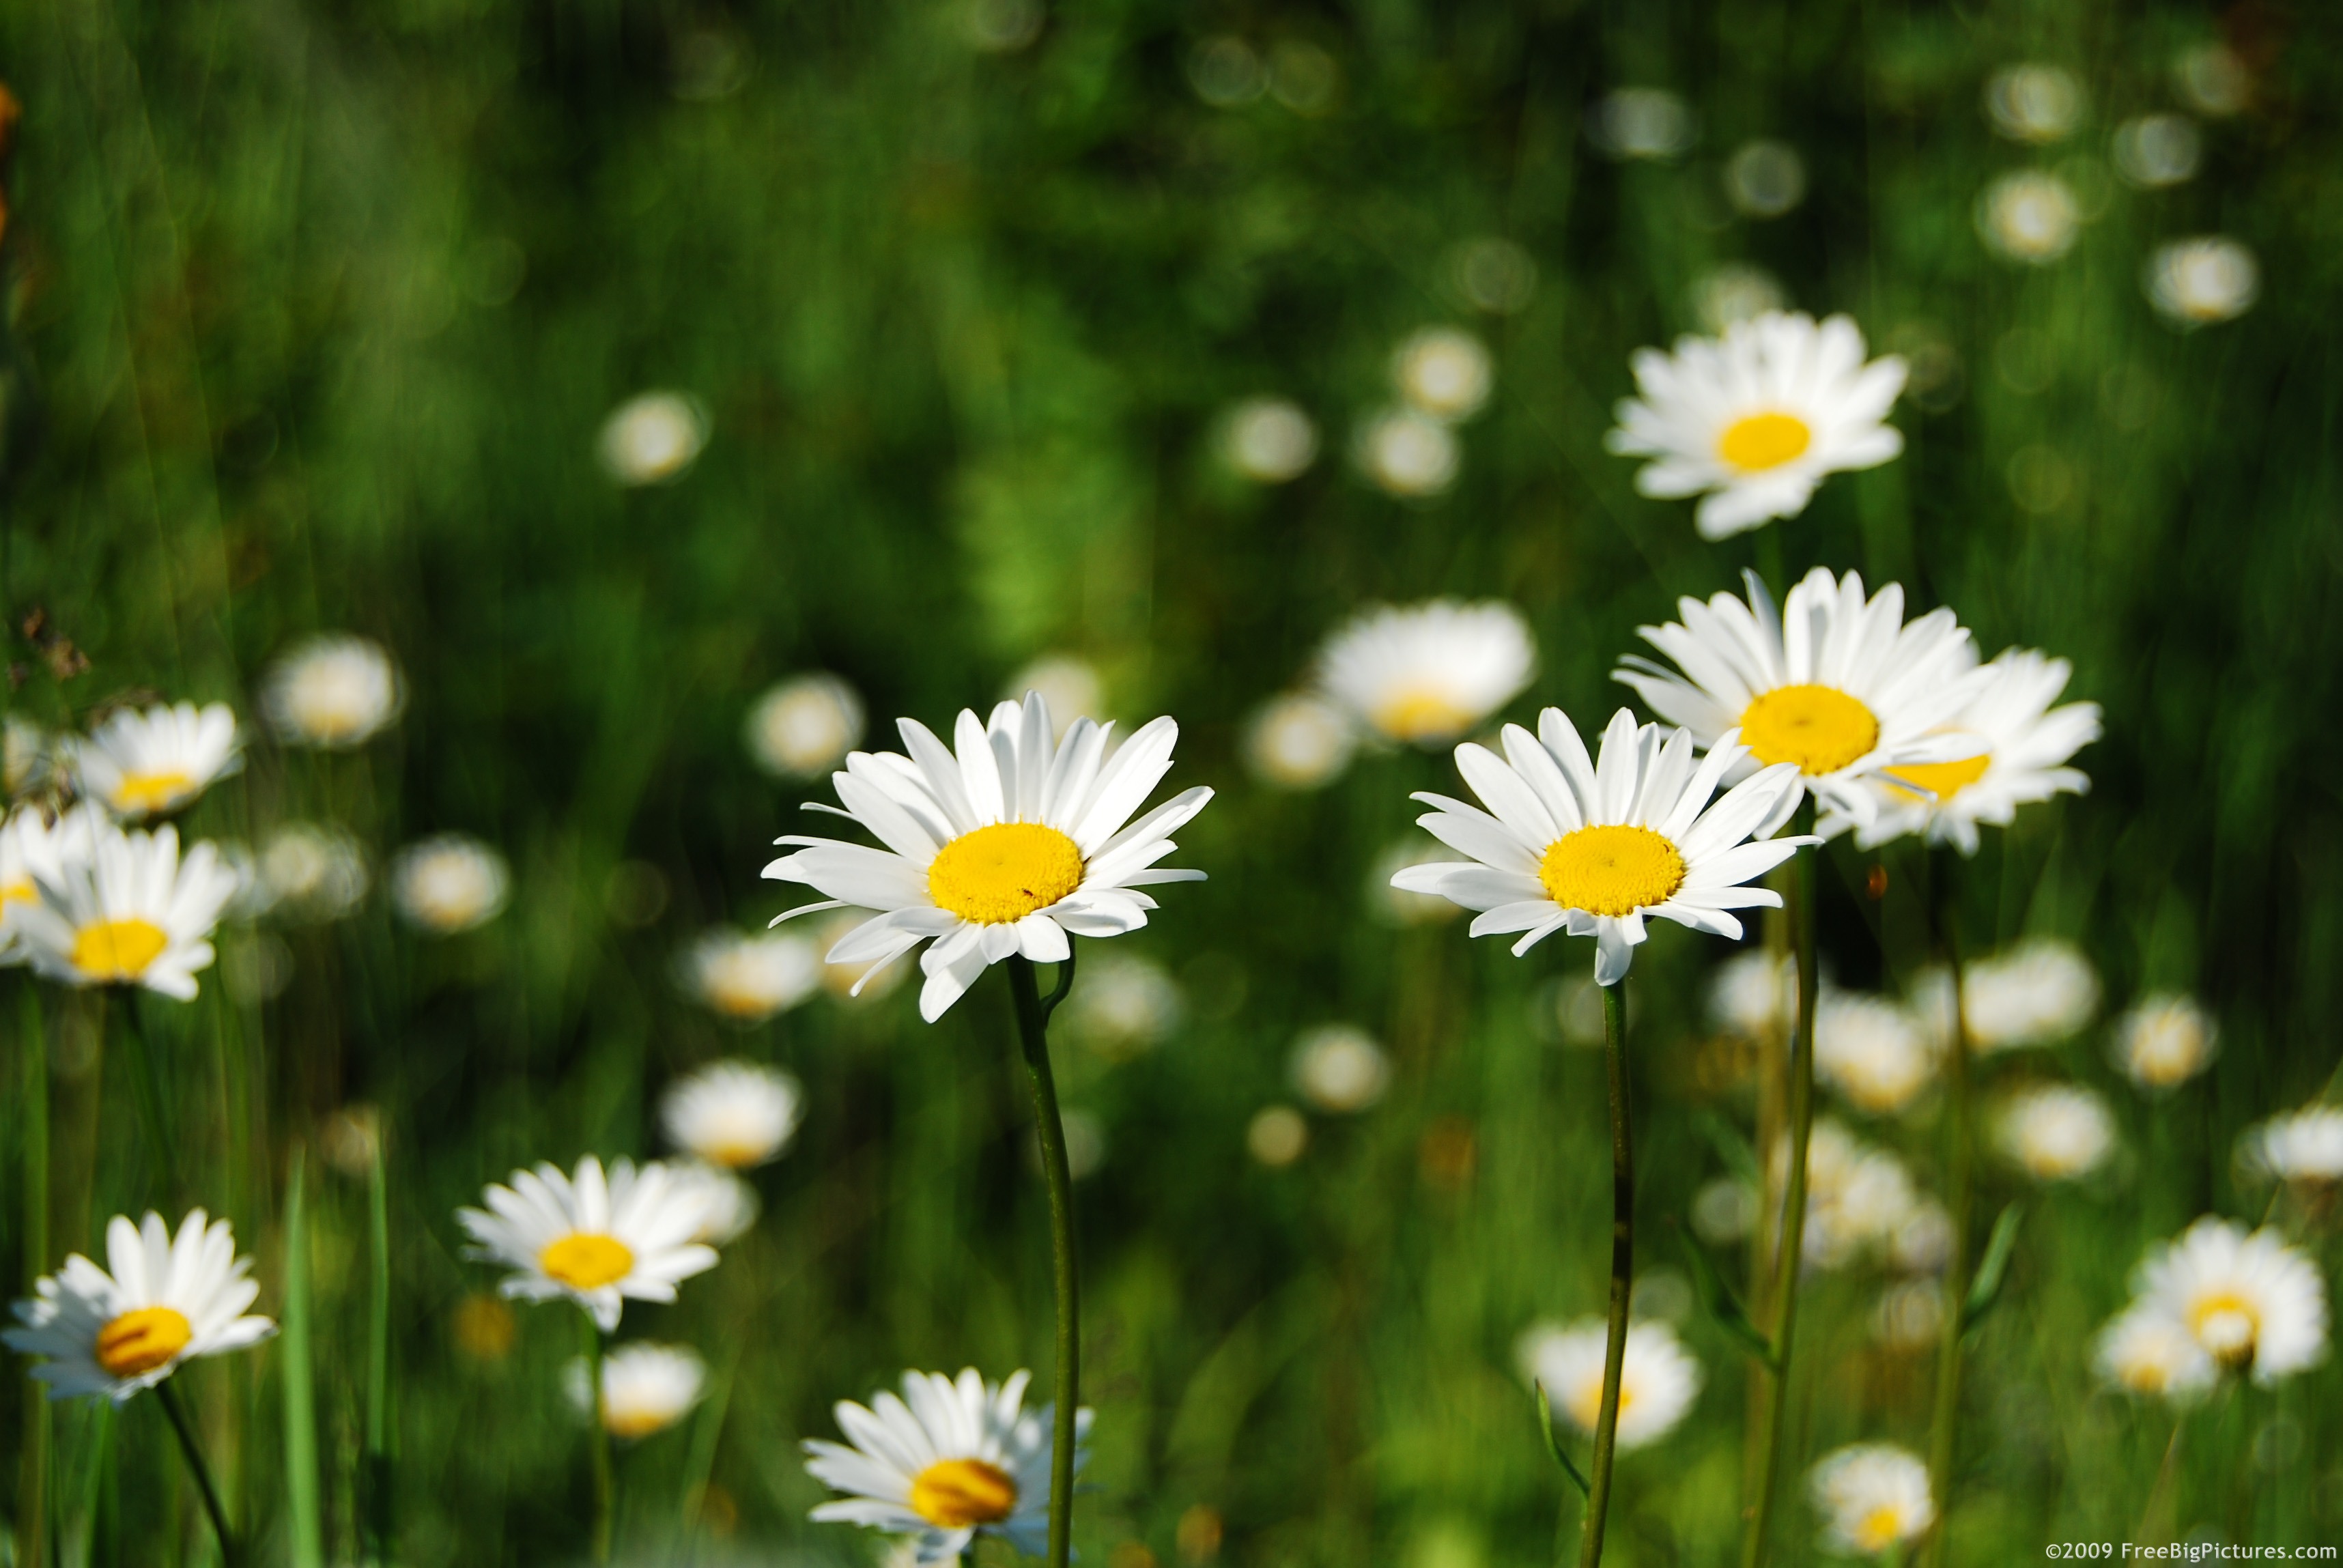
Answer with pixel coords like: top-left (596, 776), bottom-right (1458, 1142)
top-left (580, 1309), bottom-right (612, 1565)
top-left (1741, 798), bottom-right (1819, 1568)
top-left (1009, 952), bottom-right (1079, 1568)
top-left (158, 1378), bottom-right (238, 1567)
top-left (1577, 975), bottom-right (1635, 1568)
top-left (1923, 851), bottom-right (1973, 1568)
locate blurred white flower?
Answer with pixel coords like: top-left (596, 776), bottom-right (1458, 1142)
top-left (2145, 238), bottom-right (2259, 327)
top-left (1779, 1120), bottom-right (1919, 1270)
top-left (1691, 265), bottom-right (1787, 334)
top-left (1519, 1317), bottom-right (1702, 1449)
top-left (72, 702), bottom-right (243, 821)
top-left (746, 674), bottom-right (866, 780)
top-left (1246, 1105), bottom-right (1309, 1167)
top-left (680, 929), bottom-right (821, 1024)
top-left (597, 392), bottom-right (707, 486)
top-left (2112, 993), bottom-right (2218, 1092)
top-left (2240, 1106), bottom-right (2343, 1187)
top-left (1723, 140), bottom-right (1806, 217)
top-left (2174, 43), bottom-right (2251, 117)
top-left (1889, 1203), bottom-right (1955, 1275)
top-left (1976, 171), bottom-right (2080, 264)
top-left (661, 1060), bottom-right (804, 1169)
top-left (261, 636), bottom-right (404, 749)
top-left (1449, 237), bottom-right (1538, 314)
top-left (2111, 114), bottom-right (2202, 188)
top-left (1221, 397), bottom-right (1319, 483)
top-left (1242, 693), bottom-right (1357, 790)
top-left (1393, 328), bottom-right (1492, 423)
top-left (1356, 409), bottom-right (1459, 497)
top-left (258, 824), bottom-right (371, 923)
top-left (1709, 948), bottom-right (1799, 1040)
top-left (1062, 952), bottom-right (1184, 1058)
top-left (1004, 655), bottom-right (1104, 736)
top-left (2122, 1217), bottom-right (2328, 1385)
top-left (1314, 600), bottom-right (1534, 747)
top-left (2096, 1304), bottom-right (2216, 1402)
top-left (1872, 1280), bottom-right (1944, 1350)
top-left (667, 1159), bottom-right (761, 1245)
top-left (1188, 35), bottom-right (1264, 107)
top-left (1809, 1443), bottom-right (1933, 1557)
top-left (813, 907), bottom-right (909, 1003)
top-left (1985, 64), bottom-right (2084, 143)
top-left (390, 835), bottom-right (509, 935)
top-left (568, 1342), bottom-right (707, 1439)
top-left (0, 806), bottom-right (95, 962)
top-left (1692, 1178), bottom-right (1757, 1245)
top-left (1369, 838), bottom-right (1464, 927)
top-left (1589, 88), bottom-right (1696, 161)
top-left (1916, 937), bottom-right (2099, 1053)
top-left (5, 715), bottom-right (51, 797)
top-left (1997, 1083), bottom-right (2117, 1182)
top-left (1815, 993), bottom-right (1935, 1116)
top-left (1291, 1025), bottom-right (1390, 1114)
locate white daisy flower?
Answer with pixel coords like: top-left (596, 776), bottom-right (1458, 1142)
top-left (1316, 601), bottom-right (1535, 748)
top-left (2112, 993), bottom-right (2218, 1090)
top-left (1615, 568), bottom-right (1987, 836)
top-left (1519, 1317), bottom-right (1702, 1450)
top-left (390, 834), bottom-right (509, 934)
top-left (16, 818), bottom-right (239, 999)
top-left (803, 1367), bottom-right (1090, 1566)
top-left (1915, 937), bottom-right (2100, 1053)
top-left (2125, 1216), bottom-right (2328, 1384)
top-left (2241, 1106), bottom-right (2343, 1187)
top-left (260, 634), bottom-right (405, 748)
top-left (1604, 312), bottom-right (1907, 540)
top-left (256, 823), bottom-right (371, 923)
top-left (1985, 63), bottom-right (2084, 143)
top-left (2112, 114), bottom-right (2202, 188)
top-left (1392, 707), bottom-right (1811, 985)
top-left (1221, 397), bottom-right (1319, 483)
top-left (1815, 992), bottom-right (1936, 1115)
top-left (1854, 648), bottom-right (2100, 853)
top-left (3, 1210), bottom-right (274, 1403)
top-left (1890, 1202), bottom-right (1955, 1275)
top-left (747, 674), bottom-right (868, 780)
top-left (2095, 1304), bottom-right (2217, 1402)
top-left (567, 1341), bottom-right (707, 1439)
top-left (457, 1156), bottom-right (721, 1332)
top-left (2146, 238), bottom-right (2258, 327)
top-left (0, 806), bottom-right (98, 962)
top-left (1777, 1120), bottom-right (1920, 1270)
top-left (763, 692), bottom-right (1212, 1023)
top-left (1996, 1083), bottom-right (2117, 1182)
top-left (1709, 947), bottom-right (1800, 1039)
top-left (666, 1159), bottom-right (761, 1245)
top-left (72, 702), bottom-right (242, 820)
top-left (1062, 952), bottom-right (1183, 1058)
top-left (659, 1061), bottom-right (804, 1169)
top-left (1242, 693), bottom-right (1357, 788)
top-left (1977, 171), bottom-right (2080, 264)
top-left (1290, 1025), bottom-right (1391, 1113)
top-left (679, 928), bottom-right (820, 1024)
top-left (1354, 409), bottom-right (1459, 497)
top-left (1873, 1280), bottom-right (1946, 1350)
top-left (597, 391), bottom-right (707, 485)
top-left (1394, 327), bottom-right (1493, 423)
top-left (1809, 1443), bottom-right (1934, 1558)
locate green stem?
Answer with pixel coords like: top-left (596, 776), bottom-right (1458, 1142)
top-left (580, 1309), bottom-right (613, 1565)
top-left (1576, 976), bottom-right (1635, 1568)
top-left (282, 1149), bottom-right (324, 1568)
top-left (1922, 853), bottom-right (1973, 1568)
top-left (1008, 951), bottom-right (1079, 1568)
top-left (364, 1133), bottom-right (394, 1564)
top-left (1740, 797), bottom-right (1819, 1568)
top-left (156, 1378), bottom-right (238, 1567)
top-left (20, 982), bottom-right (48, 1568)
top-left (117, 992), bottom-right (178, 1202)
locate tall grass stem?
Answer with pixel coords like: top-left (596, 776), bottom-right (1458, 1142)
top-left (1576, 975), bottom-right (1634, 1568)
top-left (1008, 951), bottom-right (1079, 1568)
top-left (157, 1378), bottom-right (238, 1567)
top-left (365, 1133), bottom-right (395, 1563)
top-left (282, 1147), bottom-right (325, 1568)
top-left (1923, 853), bottom-right (1974, 1568)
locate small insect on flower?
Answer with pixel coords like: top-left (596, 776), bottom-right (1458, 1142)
top-left (1605, 312), bottom-right (1908, 540)
top-left (1393, 707), bottom-right (1812, 986)
top-left (747, 674), bottom-right (868, 780)
top-left (1809, 1442), bottom-right (1934, 1558)
top-left (567, 1342), bottom-right (707, 1440)
top-left (72, 702), bottom-right (243, 821)
top-left (804, 1368), bottom-right (1090, 1566)
top-left (1519, 1317), bottom-right (1702, 1450)
top-left (4, 1210), bottom-right (274, 1403)
top-left (457, 1156), bottom-right (722, 1332)
top-left (16, 816), bottom-right (240, 1000)
top-left (2112, 993), bottom-right (2218, 1092)
top-left (390, 834), bottom-right (510, 935)
top-left (1315, 600), bottom-right (1535, 750)
top-left (2121, 1217), bottom-right (2329, 1386)
top-left (660, 1060), bottom-right (805, 1170)
top-left (679, 928), bottom-right (821, 1024)
top-left (1996, 1083), bottom-right (2118, 1182)
top-left (764, 691), bottom-right (1211, 1023)
top-left (260, 634), bottom-right (405, 749)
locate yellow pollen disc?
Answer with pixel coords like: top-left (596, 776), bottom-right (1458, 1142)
top-left (700, 1138), bottom-right (768, 1169)
top-left (604, 1407), bottom-right (677, 1440)
top-left (1370, 687), bottom-right (1477, 744)
top-left (1886, 749), bottom-right (1992, 803)
top-left (1567, 1378), bottom-right (1636, 1431)
top-left (2189, 1290), bottom-right (2260, 1363)
top-left (0, 876), bottom-right (35, 909)
top-left (1740, 685), bottom-right (1881, 776)
top-left (927, 823), bottom-right (1084, 926)
top-left (708, 981), bottom-right (773, 1019)
top-left (1854, 1506), bottom-right (1905, 1553)
top-left (1716, 411), bottom-right (1813, 473)
top-left (539, 1232), bottom-right (636, 1291)
top-left (113, 769), bottom-right (193, 813)
top-left (95, 1305), bottom-right (193, 1378)
top-left (910, 1457), bottom-right (1019, 1528)
top-left (1539, 825), bottom-right (1686, 919)
top-left (70, 919), bottom-right (171, 982)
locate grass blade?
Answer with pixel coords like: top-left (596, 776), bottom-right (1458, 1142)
top-left (283, 1146), bottom-right (324, 1568)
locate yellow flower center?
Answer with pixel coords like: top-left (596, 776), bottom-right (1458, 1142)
top-left (927, 823), bottom-right (1084, 926)
top-left (70, 919), bottom-right (171, 982)
top-left (1740, 685), bottom-right (1880, 775)
top-left (909, 1457), bottom-right (1019, 1528)
top-left (112, 769), bottom-right (194, 814)
top-left (95, 1305), bottom-right (193, 1378)
top-left (1886, 750), bottom-right (1993, 803)
top-left (1567, 1376), bottom-right (1637, 1431)
top-left (2189, 1290), bottom-right (2260, 1366)
top-left (1370, 687), bottom-right (1477, 744)
top-left (1716, 411), bottom-right (1813, 473)
top-left (539, 1232), bottom-right (636, 1291)
top-left (700, 1137), bottom-right (769, 1169)
top-left (1854, 1505), bottom-right (1906, 1554)
top-left (0, 876), bottom-right (36, 911)
top-left (604, 1404), bottom-right (679, 1440)
top-left (1539, 825), bottom-right (1686, 918)
top-left (707, 975), bottom-right (777, 1020)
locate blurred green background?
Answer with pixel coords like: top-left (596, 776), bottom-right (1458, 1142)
top-left (0, 0), bottom-right (2337, 1563)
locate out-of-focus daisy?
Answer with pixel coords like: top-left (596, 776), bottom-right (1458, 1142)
top-left (748, 674), bottom-right (868, 780)
top-left (1616, 569), bottom-right (1987, 837)
top-left (1985, 64), bottom-right (2083, 143)
top-left (1815, 992), bottom-right (1935, 1115)
top-left (2112, 993), bottom-right (2217, 1091)
top-left (1916, 937), bottom-right (2100, 1053)
top-left (72, 702), bottom-right (242, 820)
top-left (2095, 1305), bottom-right (2217, 1401)
top-left (1605, 313), bottom-right (1907, 540)
top-left (1587, 88), bottom-right (1695, 161)
top-left (1291, 1025), bottom-right (1390, 1113)
top-left (1316, 601), bottom-right (1535, 749)
top-left (1854, 648), bottom-right (2100, 853)
top-left (390, 834), bottom-right (509, 934)
top-left (1709, 947), bottom-right (1799, 1040)
top-left (1519, 1317), bottom-right (1701, 1450)
top-left (2146, 238), bottom-right (2259, 327)
top-left (1691, 265), bottom-right (1787, 334)
top-left (1997, 1083), bottom-right (2117, 1182)
top-left (1004, 655), bottom-right (1104, 735)
top-left (1394, 328), bottom-right (1492, 423)
top-left (2174, 44), bottom-right (2250, 117)
top-left (260, 635), bottom-right (405, 748)
top-left (667, 1159), bottom-right (761, 1245)
top-left (457, 1156), bottom-right (721, 1332)
top-left (813, 907), bottom-right (909, 1003)
top-left (1779, 1120), bottom-right (1920, 1270)
top-left (1355, 409), bottom-right (1459, 497)
top-left (257, 823), bottom-right (370, 923)
top-left (1872, 1280), bottom-right (1945, 1350)
top-left (568, 1342), bottom-right (707, 1439)
top-left (679, 929), bottom-right (820, 1024)
top-left (1242, 693), bottom-right (1357, 789)
top-left (1890, 1202), bottom-right (1955, 1275)
top-left (16, 818), bottom-right (238, 1000)
top-left (2122, 1217), bottom-right (2327, 1385)
top-left (1449, 236), bottom-right (1538, 314)
top-left (597, 391), bottom-right (707, 485)
top-left (1246, 1105), bottom-right (1309, 1167)
top-left (1977, 171), bottom-right (2080, 264)
top-left (2240, 1107), bottom-right (2343, 1188)
top-left (3, 1210), bottom-right (274, 1403)
top-left (0, 806), bottom-right (91, 960)
top-left (660, 1060), bottom-right (804, 1169)
top-left (802, 1367), bottom-right (1088, 1566)
top-left (1809, 1443), bottom-right (1933, 1558)
top-left (1393, 707), bottom-right (1810, 984)
top-left (1221, 397), bottom-right (1320, 483)
top-left (1062, 952), bottom-right (1183, 1058)
top-left (1371, 838), bottom-right (1465, 926)
top-left (2112, 114), bottom-right (2202, 188)
top-left (1722, 139), bottom-right (1806, 218)
top-left (1692, 1177), bottom-right (1757, 1245)
top-left (765, 692), bottom-right (1211, 1023)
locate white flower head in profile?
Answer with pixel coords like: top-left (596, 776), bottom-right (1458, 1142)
top-left (261, 635), bottom-right (405, 749)
top-left (457, 1156), bottom-right (721, 1332)
top-left (747, 674), bottom-right (868, 780)
top-left (1606, 312), bottom-right (1907, 539)
top-left (567, 1341), bottom-right (707, 1439)
top-left (1916, 937), bottom-right (2100, 1054)
top-left (2112, 993), bottom-right (2218, 1091)
top-left (1355, 408), bottom-right (1459, 498)
top-left (2146, 238), bottom-right (2259, 328)
top-left (660, 1060), bottom-right (804, 1170)
top-left (1394, 707), bottom-right (1812, 986)
top-left (1221, 397), bottom-right (1319, 483)
top-left (1985, 63), bottom-right (2084, 143)
top-left (1977, 171), bottom-right (2080, 264)
top-left (803, 1367), bottom-right (1089, 1565)
top-left (1709, 947), bottom-right (1800, 1040)
top-left (1242, 693), bottom-right (1357, 790)
top-left (257, 823), bottom-right (371, 923)
top-left (1997, 1083), bottom-right (2117, 1182)
top-left (1520, 1317), bottom-right (1701, 1450)
top-left (1315, 600), bottom-right (1535, 750)
top-left (2240, 1107), bottom-right (2343, 1188)
top-left (666, 1159), bottom-right (761, 1246)
top-left (764, 692), bottom-right (1211, 1023)
top-left (2095, 1303), bottom-right (2217, 1402)
top-left (597, 390), bottom-right (707, 486)
top-left (1290, 1025), bottom-right (1390, 1114)
top-left (1808, 1442), bottom-right (1934, 1558)
top-left (679, 929), bottom-right (820, 1024)
top-left (1393, 327), bottom-right (1493, 423)
top-left (2122, 1217), bottom-right (2328, 1386)
top-left (390, 834), bottom-right (510, 934)
top-left (1815, 992), bottom-right (1936, 1116)
top-left (72, 702), bottom-right (243, 821)
top-left (3, 1210), bottom-right (275, 1403)
top-left (1783, 1120), bottom-right (1918, 1270)
top-left (16, 817), bottom-right (240, 1000)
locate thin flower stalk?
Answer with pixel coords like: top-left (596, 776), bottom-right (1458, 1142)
top-left (1009, 951), bottom-right (1081, 1568)
top-left (158, 1378), bottom-right (240, 1566)
top-left (1922, 854), bottom-right (1974, 1568)
top-left (1578, 977), bottom-right (1635, 1568)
